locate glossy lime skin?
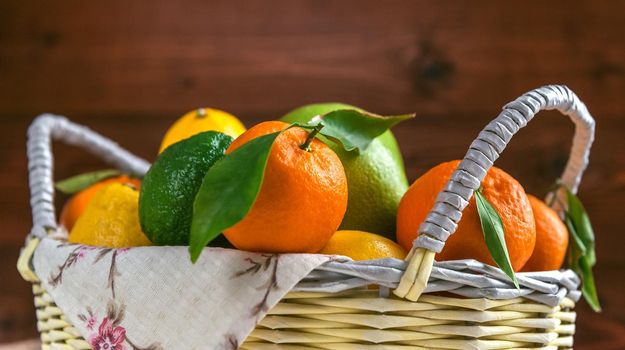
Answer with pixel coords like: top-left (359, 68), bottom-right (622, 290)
top-left (139, 131), bottom-right (233, 245)
top-left (281, 103), bottom-right (409, 239)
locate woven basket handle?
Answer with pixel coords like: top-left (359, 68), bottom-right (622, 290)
top-left (26, 114), bottom-right (151, 240)
top-left (395, 85), bottom-right (595, 301)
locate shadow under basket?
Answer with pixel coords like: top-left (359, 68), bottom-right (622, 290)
top-left (18, 84), bottom-right (595, 349)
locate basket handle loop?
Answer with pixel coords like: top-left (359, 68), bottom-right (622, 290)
top-left (26, 114), bottom-right (151, 240)
top-left (394, 85), bottom-right (595, 301)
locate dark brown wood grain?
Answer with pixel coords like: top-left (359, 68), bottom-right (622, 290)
top-left (1, 0), bottom-right (624, 347)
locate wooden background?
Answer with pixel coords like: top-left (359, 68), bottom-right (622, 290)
top-left (1, 1), bottom-right (624, 348)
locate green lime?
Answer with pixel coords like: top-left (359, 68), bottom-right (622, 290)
top-left (139, 131), bottom-right (233, 245)
top-left (281, 103), bottom-right (409, 239)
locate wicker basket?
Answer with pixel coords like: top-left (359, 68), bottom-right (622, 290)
top-left (17, 85), bottom-right (595, 350)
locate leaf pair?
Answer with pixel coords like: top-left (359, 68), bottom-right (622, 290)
top-left (561, 187), bottom-right (601, 312)
top-left (189, 110), bottom-right (414, 262)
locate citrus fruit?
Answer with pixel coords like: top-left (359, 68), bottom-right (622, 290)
top-left (521, 195), bottom-right (569, 271)
top-left (140, 131), bottom-right (233, 245)
top-left (60, 175), bottom-right (141, 231)
top-left (223, 121), bottom-right (348, 253)
top-left (396, 160), bottom-right (536, 271)
top-left (319, 230), bottom-right (407, 260)
top-left (159, 107), bottom-right (246, 153)
top-left (69, 183), bottom-right (152, 248)
top-left (281, 103), bottom-right (408, 238)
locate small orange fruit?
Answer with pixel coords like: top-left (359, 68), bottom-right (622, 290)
top-left (223, 121), bottom-right (348, 253)
top-left (397, 160), bottom-right (536, 271)
top-left (60, 175), bottom-right (141, 231)
top-left (521, 195), bottom-right (569, 271)
top-left (319, 230), bottom-right (407, 260)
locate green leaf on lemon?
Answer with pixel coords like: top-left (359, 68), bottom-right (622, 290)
top-left (475, 189), bottom-right (519, 288)
top-left (562, 187), bottom-right (601, 312)
top-left (55, 169), bottom-right (122, 194)
top-left (314, 109), bottom-right (414, 152)
top-left (189, 131), bottom-right (282, 262)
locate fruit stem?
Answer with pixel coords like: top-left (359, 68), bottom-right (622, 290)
top-left (300, 124), bottom-right (324, 152)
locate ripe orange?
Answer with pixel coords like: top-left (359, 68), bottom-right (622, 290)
top-left (521, 195), bottom-right (569, 271)
top-left (223, 121), bottom-right (348, 253)
top-left (59, 175), bottom-right (141, 231)
top-left (396, 160), bottom-right (536, 271)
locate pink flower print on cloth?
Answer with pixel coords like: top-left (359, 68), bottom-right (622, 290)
top-left (88, 317), bottom-right (127, 350)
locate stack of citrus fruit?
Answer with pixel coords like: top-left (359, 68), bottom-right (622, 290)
top-left (221, 121), bottom-right (348, 253)
top-left (396, 160), bottom-right (569, 272)
top-left (63, 104), bottom-right (572, 272)
top-left (60, 174), bottom-right (141, 232)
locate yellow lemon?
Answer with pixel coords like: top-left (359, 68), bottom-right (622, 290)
top-left (69, 183), bottom-right (152, 248)
top-left (159, 108), bottom-right (246, 153)
top-left (319, 230), bottom-right (407, 260)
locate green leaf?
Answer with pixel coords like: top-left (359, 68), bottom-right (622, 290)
top-left (586, 245), bottom-right (597, 267)
top-left (316, 109), bottom-right (414, 152)
top-left (562, 186), bottom-right (601, 312)
top-left (564, 213), bottom-right (587, 255)
top-left (566, 190), bottom-right (596, 262)
top-left (55, 169), bottom-right (122, 194)
top-left (189, 131), bottom-right (282, 262)
top-left (566, 240), bottom-right (580, 270)
top-left (579, 256), bottom-right (602, 311)
top-left (475, 189), bottom-right (519, 288)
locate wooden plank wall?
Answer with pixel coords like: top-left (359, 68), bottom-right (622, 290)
top-left (1, 1), bottom-right (624, 348)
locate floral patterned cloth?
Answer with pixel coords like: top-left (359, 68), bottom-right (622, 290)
top-left (33, 237), bottom-right (335, 350)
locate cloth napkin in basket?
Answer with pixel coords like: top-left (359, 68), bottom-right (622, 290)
top-left (33, 237), bottom-right (335, 350)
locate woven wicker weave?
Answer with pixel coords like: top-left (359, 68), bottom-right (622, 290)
top-left (18, 85), bottom-right (594, 349)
